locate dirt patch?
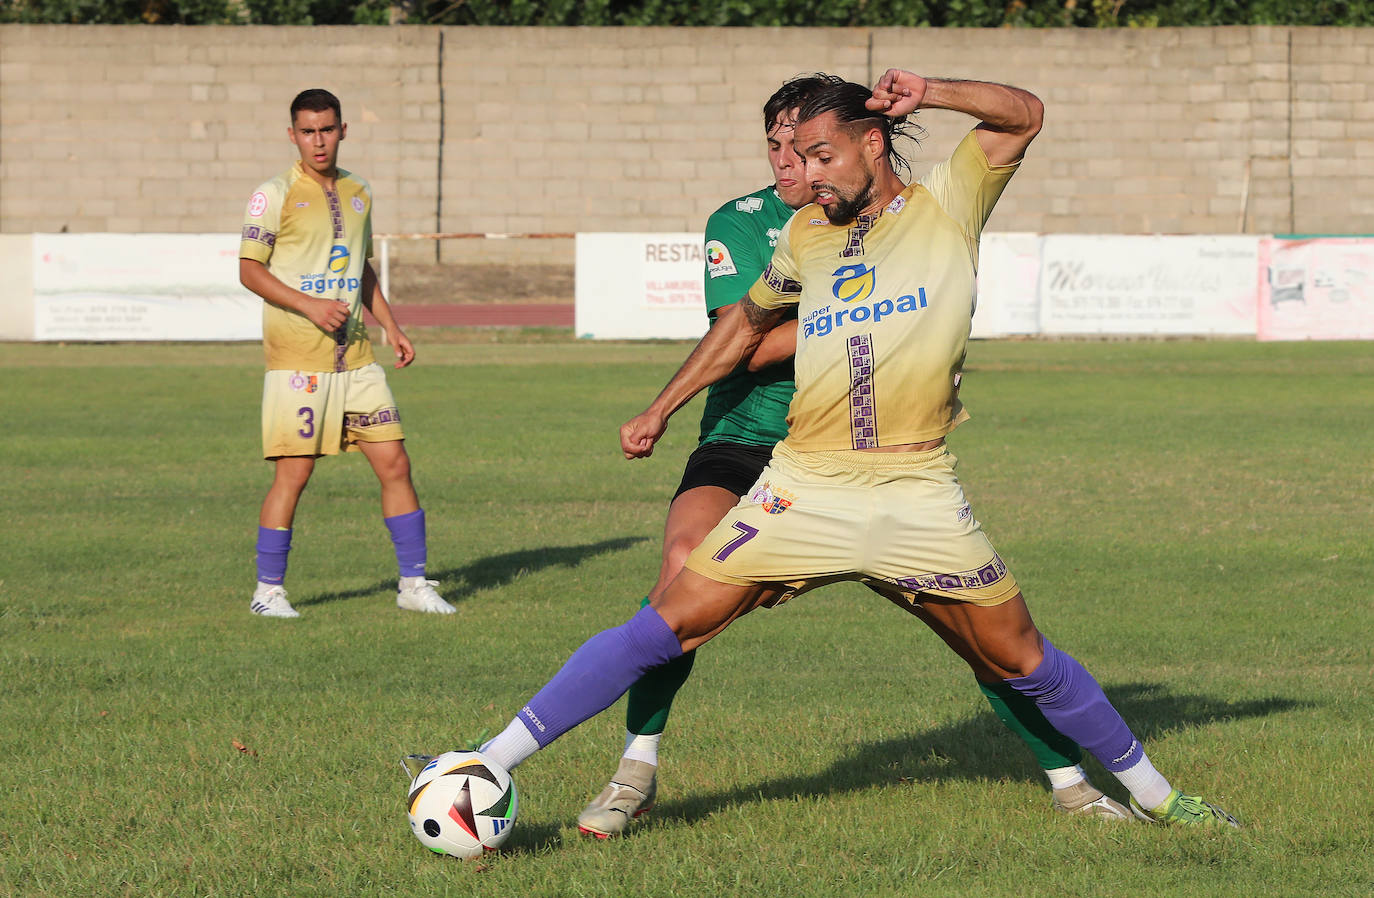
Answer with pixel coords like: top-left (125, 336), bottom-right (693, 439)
top-left (386, 263), bottom-right (574, 305)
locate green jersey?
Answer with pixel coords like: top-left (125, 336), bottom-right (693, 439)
top-left (698, 186), bottom-right (798, 447)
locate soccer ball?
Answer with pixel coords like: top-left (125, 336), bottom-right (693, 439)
top-left (406, 751), bottom-right (518, 858)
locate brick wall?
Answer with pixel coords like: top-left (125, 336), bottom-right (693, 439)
top-left (2, 25), bottom-right (1371, 265)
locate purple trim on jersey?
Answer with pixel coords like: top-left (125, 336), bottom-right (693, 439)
top-left (762, 263), bottom-right (802, 296)
top-left (344, 407), bottom-right (400, 429)
top-left (326, 187), bottom-right (345, 239)
top-left (1005, 640), bottom-right (1143, 774)
top-left (333, 342), bottom-right (347, 373)
top-left (841, 212), bottom-right (879, 258)
top-left (847, 334), bottom-right (877, 449)
top-left (895, 554), bottom-right (1008, 593)
top-left (241, 225), bottom-right (277, 247)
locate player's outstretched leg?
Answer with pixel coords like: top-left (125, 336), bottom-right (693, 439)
top-left (577, 598), bottom-right (695, 837)
top-left (1005, 639), bottom-right (1239, 828)
top-left (977, 680), bottom-right (1129, 820)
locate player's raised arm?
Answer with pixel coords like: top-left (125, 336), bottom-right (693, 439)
top-left (867, 69), bottom-right (1043, 166)
top-left (620, 297), bottom-right (786, 459)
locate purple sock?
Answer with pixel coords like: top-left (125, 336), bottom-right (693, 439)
top-left (384, 509), bottom-right (426, 578)
top-left (255, 527), bottom-right (292, 585)
top-left (1005, 639), bottom-right (1144, 773)
top-left (518, 605), bottom-right (684, 748)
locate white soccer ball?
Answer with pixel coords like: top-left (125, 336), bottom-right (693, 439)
top-left (406, 751), bottom-right (518, 859)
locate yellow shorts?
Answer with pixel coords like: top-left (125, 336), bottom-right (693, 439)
top-left (261, 362), bottom-right (404, 458)
top-left (683, 442), bottom-right (1019, 607)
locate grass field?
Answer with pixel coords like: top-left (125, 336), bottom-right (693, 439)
top-left (2, 338), bottom-right (1371, 898)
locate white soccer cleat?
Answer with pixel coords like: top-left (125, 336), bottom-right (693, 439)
top-left (1051, 781), bottom-right (1132, 820)
top-left (577, 758), bottom-right (658, 838)
top-left (397, 577), bottom-right (456, 614)
top-left (250, 583), bottom-right (300, 618)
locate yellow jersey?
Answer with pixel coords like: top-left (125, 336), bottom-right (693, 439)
top-left (239, 161), bottom-right (376, 373)
top-left (748, 131), bottom-right (1019, 452)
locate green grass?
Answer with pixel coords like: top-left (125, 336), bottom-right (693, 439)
top-left (1, 339), bottom-right (1371, 898)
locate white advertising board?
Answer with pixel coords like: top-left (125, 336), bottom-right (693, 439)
top-left (973, 232), bottom-right (1042, 338)
top-left (33, 234), bottom-right (261, 341)
top-left (1257, 237), bottom-right (1374, 341)
top-left (1037, 235), bottom-right (1260, 336)
top-left (575, 233), bottom-right (708, 340)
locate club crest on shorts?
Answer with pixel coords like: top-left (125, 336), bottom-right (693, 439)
top-left (749, 481), bottom-right (795, 515)
top-left (289, 373), bottom-right (319, 393)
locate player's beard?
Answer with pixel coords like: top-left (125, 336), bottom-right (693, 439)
top-left (821, 169), bottom-right (877, 224)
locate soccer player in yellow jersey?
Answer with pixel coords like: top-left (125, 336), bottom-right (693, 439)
top-left (466, 71), bottom-right (1238, 829)
top-left (238, 88), bottom-right (453, 618)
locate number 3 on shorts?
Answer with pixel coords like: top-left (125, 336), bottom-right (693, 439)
top-left (712, 521), bottom-right (758, 562)
top-left (297, 406), bottom-right (315, 439)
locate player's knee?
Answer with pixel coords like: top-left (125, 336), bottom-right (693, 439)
top-left (661, 537), bottom-right (696, 582)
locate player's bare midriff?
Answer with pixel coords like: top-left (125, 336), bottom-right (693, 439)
top-left (860, 437), bottom-right (946, 453)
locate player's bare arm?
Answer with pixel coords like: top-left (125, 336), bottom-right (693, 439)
top-left (620, 297), bottom-right (786, 459)
top-left (745, 318), bottom-right (798, 372)
top-left (867, 69), bottom-right (1043, 166)
top-left (361, 261), bottom-right (415, 368)
top-left (239, 258), bottom-right (349, 332)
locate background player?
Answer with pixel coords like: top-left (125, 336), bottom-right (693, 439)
top-left (239, 88), bottom-right (453, 618)
top-left (574, 74), bottom-right (1125, 837)
top-left (465, 69), bottom-right (1237, 829)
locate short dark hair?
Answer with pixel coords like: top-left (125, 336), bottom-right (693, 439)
top-left (290, 89), bottom-right (341, 124)
top-left (763, 73), bottom-right (845, 133)
top-left (796, 80), bottom-right (924, 178)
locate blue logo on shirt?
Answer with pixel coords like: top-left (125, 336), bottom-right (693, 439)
top-left (801, 287), bottom-right (928, 339)
top-left (832, 264), bottom-right (875, 303)
top-left (328, 244), bottom-right (350, 274)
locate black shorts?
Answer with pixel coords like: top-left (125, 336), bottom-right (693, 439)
top-left (673, 441), bottom-right (776, 501)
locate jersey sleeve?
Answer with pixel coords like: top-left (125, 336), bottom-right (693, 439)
top-left (746, 214), bottom-right (803, 310)
top-left (918, 130), bottom-right (1020, 247)
top-left (702, 207), bottom-right (768, 316)
top-left (239, 179), bottom-right (285, 264)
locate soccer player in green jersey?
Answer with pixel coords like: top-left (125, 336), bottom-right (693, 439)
top-left (239, 89), bottom-right (453, 618)
top-left (465, 69), bottom-right (1238, 832)
top-left (573, 75), bottom-right (1125, 838)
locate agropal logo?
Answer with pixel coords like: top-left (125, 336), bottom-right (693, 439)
top-left (831, 263), bottom-right (875, 303)
top-left (329, 244), bottom-right (351, 274)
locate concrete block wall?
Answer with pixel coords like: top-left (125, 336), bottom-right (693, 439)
top-left (3, 25), bottom-right (1372, 267)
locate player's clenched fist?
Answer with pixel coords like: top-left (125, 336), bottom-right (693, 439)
top-left (620, 410), bottom-right (667, 459)
top-left (307, 297), bottom-right (350, 332)
top-left (867, 69), bottom-right (927, 118)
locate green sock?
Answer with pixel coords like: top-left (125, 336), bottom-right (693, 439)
top-left (978, 678), bottom-right (1083, 772)
top-left (625, 596), bottom-right (696, 735)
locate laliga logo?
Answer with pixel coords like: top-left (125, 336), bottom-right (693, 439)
top-left (832, 264), bottom-right (875, 303)
top-left (707, 246), bottom-right (725, 266)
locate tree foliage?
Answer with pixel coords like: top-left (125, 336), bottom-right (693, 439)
top-left (2, 0), bottom-right (1372, 26)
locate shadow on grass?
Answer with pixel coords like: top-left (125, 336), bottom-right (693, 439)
top-left (294, 536), bottom-right (648, 609)
top-left (644, 683), bottom-right (1310, 830)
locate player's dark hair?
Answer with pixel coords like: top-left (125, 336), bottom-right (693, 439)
top-left (763, 73), bottom-right (845, 133)
top-left (796, 80), bottom-right (923, 178)
top-left (290, 89), bottom-right (342, 124)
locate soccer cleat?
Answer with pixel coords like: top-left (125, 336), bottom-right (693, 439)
top-left (250, 583), bottom-right (300, 618)
top-left (396, 577), bottom-right (456, 614)
top-left (1130, 789), bottom-right (1240, 828)
top-left (1051, 781), bottom-right (1132, 820)
top-left (401, 753), bottom-right (434, 782)
top-left (576, 758), bottom-right (657, 839)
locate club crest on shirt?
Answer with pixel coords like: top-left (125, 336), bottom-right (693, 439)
top-left (248, 191), bottom-right (268, 217)
top-left (705, 240), bottom-right (737, 278)
top-left (886, 195), bottom-right (907, 215)
top-left (351, 196), bottom-right (365, 213)
top-left (749, 481), bottom-right (796, 515)
top-left (735, 197), bottom-right (764, 213)
top-left (289, 373), bottom-right (319, 393)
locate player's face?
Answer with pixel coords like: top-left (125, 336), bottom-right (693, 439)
top-left (289, 108), bottom-right (346, 180)
top-left (795, 112), bottom-right (879, 224)
top-left (767, 108), bottom-right (815, 210)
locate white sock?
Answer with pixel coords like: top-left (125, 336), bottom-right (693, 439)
top-left (1113, 750), bottom-right (1173, 809)
top-left (622, 731), bottom-right (661, 766)
top-left (478, 718), bottom-right (540, 772)
top-left (1044, 764), bottom-right (1087, 790)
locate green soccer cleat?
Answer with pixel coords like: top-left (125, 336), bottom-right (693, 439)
top-left (1130, 789), bottom-right (1240, 828)
top-left (401, 753), bottom-right (434, 782)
